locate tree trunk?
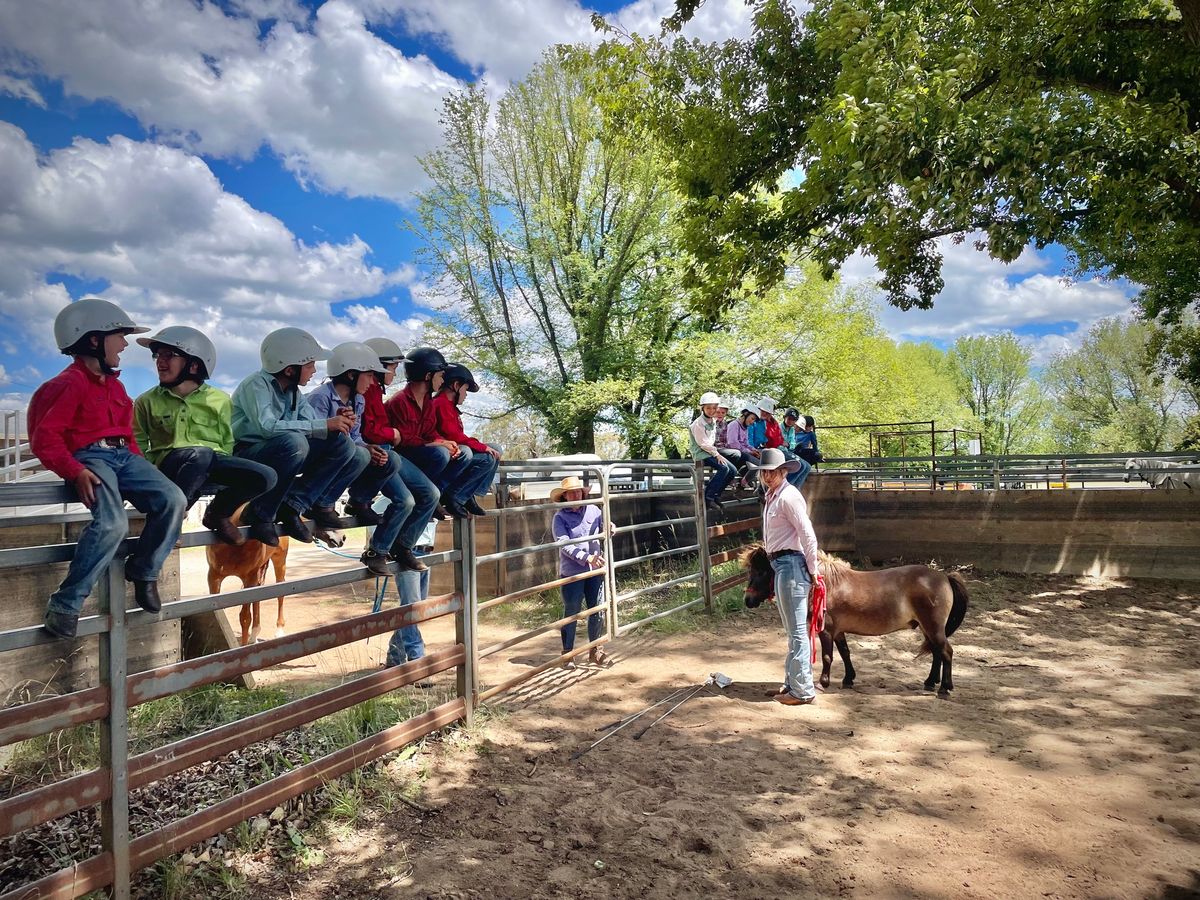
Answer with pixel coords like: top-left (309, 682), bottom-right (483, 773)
top-left (1176, 0), bottom-right (1200, 45)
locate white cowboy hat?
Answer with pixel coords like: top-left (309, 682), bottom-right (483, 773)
top-left (747, 447), bottom-right (801, 473)
top-left (550, 475), bottom-right (589, 503)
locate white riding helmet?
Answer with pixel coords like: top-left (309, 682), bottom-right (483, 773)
top-left (260, 327), bottom-right (329, 372)
top-left (53, 297), bottom-right (149, 351)
top-left (137, 326), bottom-right (217, 378)
top-left (740, 400), bottom-right (760, 416)
top-left (327, 341), bottom-right (385, 378)
top-left (756, 397), bottom-right (776, 415)
top-left (699, 391), bottom-right (722, 406)
top-left (363, 336), bottom-right (405, 363)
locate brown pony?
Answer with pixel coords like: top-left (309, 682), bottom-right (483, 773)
top-left (205, 505), bottom-right (347, 645)
top-left (742, 546), bottom-right (969, 696)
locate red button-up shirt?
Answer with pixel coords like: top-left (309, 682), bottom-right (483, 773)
top-left (431, 392), bottom-right (489, 453)
top-left (763, 414), bottom-right (785, 449)
top-left (384, 384), bottom-right (440, 448)
top-left (360, 381), bottom-right (398, 446)
top-left (28, 359), bottom-right (143, 480)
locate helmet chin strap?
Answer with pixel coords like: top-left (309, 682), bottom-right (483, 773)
top-left (165, 358), bottom-right (202, 388)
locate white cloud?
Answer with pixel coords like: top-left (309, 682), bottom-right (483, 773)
top-left (840, 236), bottom-right (1136, 356)
top-left (0, 74), bottom-right (46, 108)
top-left (0, 124), bottom-right (417, 383)
top-left (0, 0), bottom-right (460, 200)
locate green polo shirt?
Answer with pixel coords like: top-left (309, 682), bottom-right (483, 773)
top-left (133, 383), bottom-right (234, 466)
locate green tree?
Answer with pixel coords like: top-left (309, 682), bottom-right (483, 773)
top-left (948, 333), bottom-right (1045, 454)
top-left (1043, 318), bottom-right (1194, 451)
top-left (594, 0), bottom-right (1200, 378)
top-left (414, 51), bottom-right (694, 455)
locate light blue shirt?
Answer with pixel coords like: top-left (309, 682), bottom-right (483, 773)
top-left (231, 369), bottom-right (327, 443)
top-left (306, 382), bottom-right (366, 445)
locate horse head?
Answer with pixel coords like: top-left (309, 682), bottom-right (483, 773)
top-left (740, 544), bottom-right (775, 608)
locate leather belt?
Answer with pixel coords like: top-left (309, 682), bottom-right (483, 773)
top-left (88, 437), bottom-right (129, 449)
top-left (768, 549), bottom-right (799, 561)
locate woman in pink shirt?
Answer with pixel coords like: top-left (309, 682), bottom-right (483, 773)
top-left (750, 448), bottom-right (824, 706)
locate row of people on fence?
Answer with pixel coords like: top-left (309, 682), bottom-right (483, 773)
top-left (29, 297), bottom-right (498, 639)
top-left (690, 393), bottom-right (824, 512)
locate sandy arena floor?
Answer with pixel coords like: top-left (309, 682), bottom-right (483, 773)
top-left (183, 549), bottom-right (1200, 900)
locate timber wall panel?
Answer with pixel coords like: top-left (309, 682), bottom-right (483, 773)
top-left (853, 489), bottom-right (1200, 580)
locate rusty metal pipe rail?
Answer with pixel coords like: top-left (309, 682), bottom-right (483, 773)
top-left (478, 605), bottom-right (603, 660)
top-left (478, 569), bottom-right (607, 613)
top-left (472, 497), bottom-right (603, 517)
top-left (616, 572), bottom-right (701, 604)
top-left (474, 531), bottom-right (600, 565)
top-left (616, 597), bottom-right (705, 636)
top-left (129, 593), bottom-right (460, 706)
top-left (0, 647), bottom-right (462, 840)
top-left (612, 543), bottom-right (700, 570)
top-left (0, 550), bottom-right (461, 655)
top-left (476, 636), bottom-right (608, 703)
top-left (606, 488), bottom-right (694, 502)
top-left (613, 515), bottom-right (696, 536)
top-left (2, 699), bottom-right (466, 900)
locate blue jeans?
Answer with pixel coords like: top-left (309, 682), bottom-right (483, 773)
top-left (48, 446), bottom-right (186, 617)
top-left (157, 446), bottom-right (276, 514)
top-left (561, 574), bottom-right (604, 652)
top-left (399, 444), bottom-right (455, 489)
top-left (350, 448), bottom-right (440, 553)
top-left (783, 449), bottom-right (811, 489)
top-left (386, 561), bottom-right (429, 666)
top-left (445, 447), bottom-right (498, 505)
top-left (703, 454), bottom-right (738, 501)
top-left (772, 553), bottom-right (815, 700)
top-left (236, 432), bottom-right (362, 520)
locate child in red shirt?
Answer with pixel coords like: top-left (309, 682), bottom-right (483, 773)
top-left (29, 298), bottom-right (186, 639)
top-left (431, 363), bottom-right (500, 517)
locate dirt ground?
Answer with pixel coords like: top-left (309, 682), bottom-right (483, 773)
top-left (185, 552), bottom-right (1200, 900)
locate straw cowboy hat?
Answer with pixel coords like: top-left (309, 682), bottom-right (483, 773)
top-left (747, 447), bottom-right (802, 473)
top-left (551, 475), bottom-right (590, 502)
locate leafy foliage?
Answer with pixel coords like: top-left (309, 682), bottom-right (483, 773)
top-left (596, 0), bottom-right (1200, 377)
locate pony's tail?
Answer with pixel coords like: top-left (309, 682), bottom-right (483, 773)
top-left (945, 572), bottom-right (969, 637)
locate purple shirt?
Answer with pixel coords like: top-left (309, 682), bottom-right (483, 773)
top-left (726, 418), bottom-right (755, 454)
top-left (553, 504), bottom-right (604, 577)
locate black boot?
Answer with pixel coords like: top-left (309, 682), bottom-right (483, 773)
top-left (392, 546), bottom-right (428, 572)
top-left (202, 503), bottom-right (246, 546)
top-left (129, 579), bottom-right (162, 613)
top-left (344, 502), bottom-right (382, 526)
top-left (360, 549), bottom-right (392, 577)
top-left (277, 505), bottom-right (314, 543)
top-left (43, 608), bottom-right (79, 639)
top-left (305, 505), bottom-right (344, 530)
top-left (464, 498), bottom-right (488, 517)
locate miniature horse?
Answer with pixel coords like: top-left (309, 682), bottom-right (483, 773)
top-left (742, 546), bottom-right (969, 695)
top-left (205, 506), bottom-right (346, 645)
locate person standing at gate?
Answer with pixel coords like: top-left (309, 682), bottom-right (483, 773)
top-left (133, 325), bottom-right (276, 546)
top-left (751, 447), bottom-right (824, 706)
top-left (551, 475), bottom-right (610, 668)
top-left (30, 298), bottom-right (186, 639)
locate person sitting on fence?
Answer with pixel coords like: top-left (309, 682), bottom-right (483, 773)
top-left (385, 347), bottom-right (475, 520)
top-left (796, 415), bottom-right (824, 467)
top-left (781, 408), bottom-right (803, 452)
top-left (552, 475), bottom-right (610, 669)
top-left (751, 398), bottom-right (810, 490)
top-left (726, 400), bottom-right (761, 487)
top-left (30, 298), bottom-right (186, 639)
top-left (307, 342), bottom-right (427, 576)
top-left (133, 326), bottom-right (276, 547)
top-left (715, 400), bottom-right (732, 448)
top-left (690, 391), bottom-right (740, 513)
top-left (358, 336), bottom-right (441, 570)
top-left (431, 363), bottom-right (501, 517)
top-left (749, 447), bottom-right (824, 707)
top-left (231, 328), bottom-right (366, 545)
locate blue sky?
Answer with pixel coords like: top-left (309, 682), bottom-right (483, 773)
top-left (0, 0), bottom-right (1136, 408)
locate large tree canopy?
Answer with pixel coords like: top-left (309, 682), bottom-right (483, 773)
top-left (414, 51), bottom-right (698, 455)
top-left (594, 0), bottom-right (1200, 377)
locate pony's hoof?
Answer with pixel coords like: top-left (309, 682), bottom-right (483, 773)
top-left (937, 688), bottom-right (952, 699)
top-left (842, 678), bottom-right (855, 689)
top-left (819, 677), bottom-right (831, 689)
top-left (274, 627), bottom-right (287, 639)
top-left (923, 680), bottom-right (937, 691)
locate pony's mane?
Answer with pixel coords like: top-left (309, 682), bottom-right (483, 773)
top-left (741, 543), bottom-right (769, 567)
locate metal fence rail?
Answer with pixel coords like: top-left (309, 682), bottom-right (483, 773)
top-left (0, 459), bottom-right (754, 897)
top-left (820, 451), bottom-right (1200, 490)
